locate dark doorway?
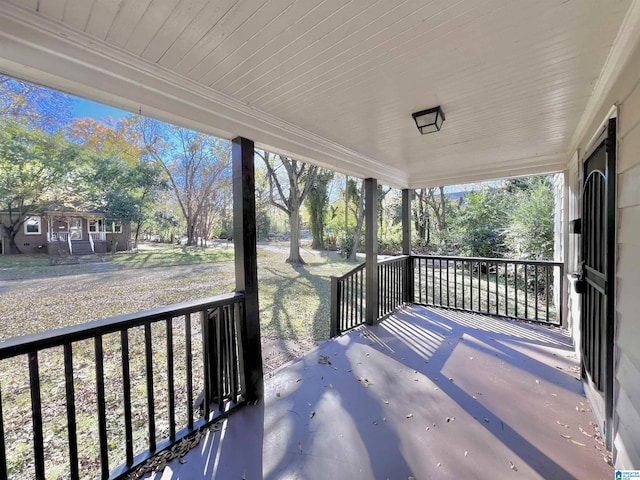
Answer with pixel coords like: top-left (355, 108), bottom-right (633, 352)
top-left (580, 118), bottom-right (616, 448)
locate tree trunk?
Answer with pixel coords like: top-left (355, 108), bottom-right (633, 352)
top-left (287, 205), bottom-right (304, 264)
top-left (4, 225), bottom-right (22, 254)
top-left (349, 182), bottom-right (366, 262)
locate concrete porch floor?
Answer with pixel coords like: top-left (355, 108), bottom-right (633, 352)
top-left (144, 305), bottom-right (612, 479)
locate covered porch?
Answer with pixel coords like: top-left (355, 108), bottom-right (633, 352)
top-left (140, 305), bottom-right (610, 479)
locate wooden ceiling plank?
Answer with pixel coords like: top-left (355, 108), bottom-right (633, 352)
top-left (141, 0), bottom-right (211, 62)
top-left (104, 0), bottom-right (154, 47)
top-left (158, 0), bottom-right (249, 69)
top-left (123, 0), bottom-right (181, 56)
top-left (214, 0), bottom-right (380, 94)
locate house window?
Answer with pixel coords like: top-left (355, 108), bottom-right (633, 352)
top-left (113, 221), bottom-right (122, 234)
top-left (24, 216), bottom-right (42, 235)
top-left (88, 219), bottom-right (102, 233)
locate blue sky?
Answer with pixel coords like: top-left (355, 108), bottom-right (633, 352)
top-left (71, 97), bottom-right (131, 121)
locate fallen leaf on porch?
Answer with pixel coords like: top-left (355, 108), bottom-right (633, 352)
top-left (347, 369), bottom-right (352, 372)
top-left (406, 413), bottom-right (413, 419)
top-left (373, 421), bottom-right (378, 425)
top-left (307, 402), bottom-right (312, 407)
top-left (459, 336), bottom-right (465, 341)
top-left (475, 392), bottom-right (483, 395)
top-left (414, 378), bottom-right (419, 382)
top-left (296, 378), bottom-right (302, 383)
top-left (570, 439), bottom-right (586, 447)
top-left (437, 462), bottom-right (442, 468)
top-left (384, 399), bottom-right (389, 404)
top-left (448, 377), bottom-right (454, 382)
top-left (469, 356), bottom-right (473, 360)
top-left (472, 395), bottom-right (476, 399)
top-left (535, 379), bottom-right (540, 384)
top-left (579, 426), bottom-right (592, 437)
top-left (434, 387), bottom-right (439, 391)
top-left (551, 393), bottom-right (558, 397)
top-left (325, 383), bottom-right (333, 388)
top-left (309, 411), bottom-right (315, 419)
top-left (242, 472), bottom-right (246, 480)
top-left (276, 392), bottom-right (281, 397)
top-left (426, 427), bottom-right (430, 431)
top-left (446, 417), bottom-right (455, 423)
top-left (384, 417), bottom-right (387, 422)
top-left (298, 442), bottom-right (303, 452)
top-left (484, 418), bottom-right (490, 423)
top-left (561, 434), bottom-right (572, 439)
top-left (464, 451), bottom-right (468, 457)
top-left (179, 458), bottom-right (186, 464)
top-left (318, 355), bottom-right (330, 364)
top-left (509, 461), bottom-right (518, 471)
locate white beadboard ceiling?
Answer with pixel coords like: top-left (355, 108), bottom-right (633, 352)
top-left (0, 0), bottom-right (638, 188)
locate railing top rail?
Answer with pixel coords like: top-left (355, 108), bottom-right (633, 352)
top-left (0, 292), bottom-right (244, 359)
top-left (331, 262), bottom-right (365, 281)
top-left (376, 254), bottom-right (410, 266)
top-left (410, 254), bottom-right (563, 267)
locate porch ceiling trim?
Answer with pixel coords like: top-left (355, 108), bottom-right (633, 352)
top-left (570, 0), bottom-right (640, 154)
top-left (0, 2), bottom-right (408, 187)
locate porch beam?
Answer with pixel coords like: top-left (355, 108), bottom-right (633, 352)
top-left (365, 178), bottom-right (378, 325)
top-left (232, 137), bottom-right (263, 402)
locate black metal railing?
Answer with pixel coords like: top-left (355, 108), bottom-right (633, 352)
top-left (330, 263), bottom-right (366, 336)
top-left (0, 293), bottom-right (247, 480)
top-left (331, 254), bottom-right (565, 337)
top-left (378, 255), bottom-right (411, 319)
top-left (413, 255), bottom-right (564, 325)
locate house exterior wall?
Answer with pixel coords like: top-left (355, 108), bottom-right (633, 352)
top-left (0, 214), bottom-right (49, 254)
top-left (566, 40), bottom-right (640, 470)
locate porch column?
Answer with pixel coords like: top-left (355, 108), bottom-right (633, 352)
top-left (365, 178), bottom-right (378, 325)
top-left (402, 189), bottom-right (414, 304)
top-left (232, 136), bottom-right (263, 402)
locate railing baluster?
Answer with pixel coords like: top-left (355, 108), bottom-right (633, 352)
top-left (546, 267), bottom-right (551, 322)
top-left (505, 263), bottom-right (509, 316)
top-left (0, 384), bottom-right (5, 480)
top-left (495, 263), bottom-right (499, 315)
top-left (462, 261), bottom-right (466, 310)
top-left (144, 323), bottom-right (156, 452)
top-left (28, 351), bottom-right (45, 480)
top-left (534, 265), bottom-right (539, 321)
top-left (431, 257), bottom-right (435, 305)
top-left (524, 264), bottom-right (529, 319)
top-left (514, 263), bottom-right (519, 318)
top-left (439, 259), bottom-right (443, 306)
top-left (446, 259), bottom-right (450, 307)
top-left (470, 261), bottom-right (474, 311)
top-left (95, 336), bottom-right (109, 478)
top-left (166, 318), bottom-right (176, 440)
top-left (185, 314), bottom-right (194, 429)
top-left (63, 343), bottom-right (79, 478)
top-left (120, 330), bottom-right (134, 467)
top-left (216, 307), bottom-right (225, 412)
top-left (454, 261), bottom-right (458, 308)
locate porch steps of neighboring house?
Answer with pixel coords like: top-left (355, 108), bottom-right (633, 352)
top-left (70, 240), bottom-right (93, 256)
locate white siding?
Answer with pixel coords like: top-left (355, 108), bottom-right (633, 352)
top-left (614, 75), bottom-right (640, 470)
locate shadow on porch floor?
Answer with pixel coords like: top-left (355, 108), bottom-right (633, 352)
top-left (143, 305), bottom-right (611, 479)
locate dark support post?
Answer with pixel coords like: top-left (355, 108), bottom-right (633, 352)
top-left (402, 189), bottom-right (414, 304)
top-left (330, 276), bottom-right (340, 337)
top-left (365, 178), bottom-right (378, 325)
top-left (232, 137), bottom-right (263, 402)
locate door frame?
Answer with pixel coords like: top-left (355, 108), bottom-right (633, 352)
top-left (580, 117), bottom-right (616, 449)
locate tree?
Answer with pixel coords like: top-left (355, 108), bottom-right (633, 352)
top-left (413, 186), bottom-right (447, 244)
top-left (305, 168), bottom-right (334, 249)
top-left (504, 176), bottom-right (554, 260)
top-left (67, 117), bottom-right (166, 247)
top-left (450, 187), bottom-right (508, 257)
top-left (0, 120), bottom-right (81, 253)
top-left (135, 117), bottom-right (230, 246)
top-left (0, 75), bottom-right (72, 133)
top-left (258, 151), bottom-right (318, 264)
top-left (347, 178), bottom-right (365, 262)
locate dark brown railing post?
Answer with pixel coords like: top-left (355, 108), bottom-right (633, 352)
top-left (232, 136), bottom-right (263, 402)
top-left (330, 276), bottom-right (341, 337)
top-left (401, 189), bottom-right (414, 305)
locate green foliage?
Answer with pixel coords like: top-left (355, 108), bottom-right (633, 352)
top-left (305, 169), bottom-right (334, 249)
top-left (503, 177), bottom-right (554, 259)
top-left (0, 119), bottom-right (84, 252)
top-left (448, 188), bottom-right (508, 257)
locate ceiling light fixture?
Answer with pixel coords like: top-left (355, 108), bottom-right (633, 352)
top-left (412, 106), bottom-right (445, 134)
